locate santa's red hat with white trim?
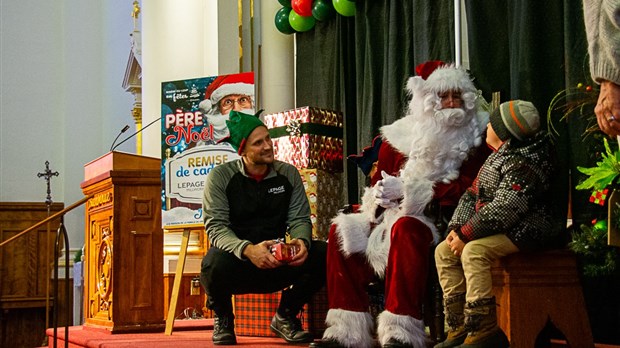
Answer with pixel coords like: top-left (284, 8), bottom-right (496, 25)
top-left (201, 72), bottom-right (255, 112)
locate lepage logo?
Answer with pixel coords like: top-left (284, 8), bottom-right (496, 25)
top-left (268, 185), bottom-right (286, 195)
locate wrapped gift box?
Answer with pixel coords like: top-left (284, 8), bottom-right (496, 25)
top-left (264, 106), bottom-right (344, 173)
top-left (306, 287), bottom-right (328, 337)
top-left (299, 168), bottom-right (343, 240)
top-left (234, 292), bottom-right (281, 337)
top-left (270, 242), bottom-right (298, 262)
top-left (234, 290), bottom-right (327, 337)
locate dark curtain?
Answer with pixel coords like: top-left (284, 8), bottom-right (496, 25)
top-left (465, 0), bottom-right (601, 229)
top-left (296, 0), bottom-right (457, 202)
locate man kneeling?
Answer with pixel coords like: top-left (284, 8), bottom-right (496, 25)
top-left (200, 110), bottom-right (327, 345)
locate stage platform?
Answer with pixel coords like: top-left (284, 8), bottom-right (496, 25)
top-left (45, 318), bottom-right (303, 348)
top-left (44, 319), bottom-right (620, 348)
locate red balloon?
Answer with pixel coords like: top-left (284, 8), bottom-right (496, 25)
top-left (291, 0), bottom-right (313, 17)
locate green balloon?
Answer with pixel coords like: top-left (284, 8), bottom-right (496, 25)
top-left (332, 0), bottom-right (356, 17)
top-left (312, 0), bottom-right (335, 21)
top-left (278, 0), bottom-right (291, 7)
top-left (275, 7), bottom-right (295, 35)
top-left (289, 10), bottom-right (316, 32)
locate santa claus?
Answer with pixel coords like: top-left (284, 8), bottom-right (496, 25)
top-left (310, 62), bottom-right (491, 348)
top-left (198, 72), bottom-right (255, 143)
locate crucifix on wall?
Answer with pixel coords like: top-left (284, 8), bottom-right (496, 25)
top-left (36, 160), bottom-right (59, 332)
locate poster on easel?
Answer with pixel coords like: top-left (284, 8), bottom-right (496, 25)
top-left (161, 72), bottom-right (255, 228)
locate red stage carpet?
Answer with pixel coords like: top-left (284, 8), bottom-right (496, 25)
top-left (46, 321), bottom-right (620, 348)
top-left (45, 319), bottom-right (308, 348)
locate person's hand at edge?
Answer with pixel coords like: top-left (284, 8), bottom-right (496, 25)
top-left (595, 80), bottom-right (620, 137)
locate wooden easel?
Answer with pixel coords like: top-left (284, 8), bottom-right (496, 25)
top-left (164, 225), bottom-right (194, 335)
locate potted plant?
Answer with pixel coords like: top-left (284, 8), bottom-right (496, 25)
top-left (572, 137), bottom-right (620, 344)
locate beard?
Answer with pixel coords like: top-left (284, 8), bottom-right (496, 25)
top-left (246, 148), bottom-right (274, 166)
top-left (400, 107), bottom-right (482, 183)
top-left (205, 112), bottom-right (229, 142)
top-left (433, 108), bottom-right (469, 127)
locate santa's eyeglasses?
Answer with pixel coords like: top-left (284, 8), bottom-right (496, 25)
top-left (438, 91), bottom-right (463, 106)
top-left (219, 95), bottom-right (253, 113)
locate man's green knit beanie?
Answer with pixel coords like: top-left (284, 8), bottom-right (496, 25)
top-left (217, 110), bottom-right (265, 154)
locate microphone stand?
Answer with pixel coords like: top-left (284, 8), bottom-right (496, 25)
top-left (110, 125), bottom-right (130, 152)
top-left (111, 118), bottom-right (160, 152)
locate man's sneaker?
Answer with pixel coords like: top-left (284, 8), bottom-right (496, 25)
top-left (270, 312), bottom-right (314, 343)
top-left (212, 314), bottom-right (236, 345)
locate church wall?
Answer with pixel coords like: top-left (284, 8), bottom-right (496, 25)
top-left (0, 0), bottom-right (135, 259)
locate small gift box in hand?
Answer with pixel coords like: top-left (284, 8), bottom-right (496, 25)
top-left (270, 240), bottom-right (299, 263)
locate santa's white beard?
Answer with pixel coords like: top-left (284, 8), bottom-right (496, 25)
top-left (400, 107), bottom-right (481, 183)
top-left (433, 107), bottom-right (469, 127)
top-left (205, 112), bottom-right (230, 142)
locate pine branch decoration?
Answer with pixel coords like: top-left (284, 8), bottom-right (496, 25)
top-left (570, 222), bottom-right (618, 277)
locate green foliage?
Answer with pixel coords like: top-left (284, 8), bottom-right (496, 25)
top-left (570, 222), bottom-right (618, 277)
top-left (547, 81), bottom-right (620, 278)
top-left (576, 138), bottom-right (620, 191)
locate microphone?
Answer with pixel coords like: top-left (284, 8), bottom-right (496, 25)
top-left (110, 118), bottom-right (160, 152)
top-left (110, 125), bottom-right (130, 151)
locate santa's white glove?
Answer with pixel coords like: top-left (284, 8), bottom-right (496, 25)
top-left (374, 196), bottom-right (399, 208)
top-left (373, 171), bottom-right (403, 208)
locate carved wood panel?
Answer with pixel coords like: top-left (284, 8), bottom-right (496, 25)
top-left (81, 162), bottom-right (164, 332)
top-left (0, 202), bottom-right (73, 347)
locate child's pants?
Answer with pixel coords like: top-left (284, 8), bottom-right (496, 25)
top-left (435, 233), bottom-right (519, 302)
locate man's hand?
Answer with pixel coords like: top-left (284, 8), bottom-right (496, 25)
top-left (242, 240), bottom-right (282, 269)
top-left (595, 80), bottom-right (620, 137)
top-left (446, 230), bottom-right (465, 256)
top-left (286, 239), bottom-right (309, 267)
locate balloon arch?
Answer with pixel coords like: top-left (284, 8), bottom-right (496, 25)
top-left (274, 0), bottom-right (356, 35)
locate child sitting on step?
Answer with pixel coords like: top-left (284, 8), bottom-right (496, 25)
top-left (434, 100), bottom-right (561, 348)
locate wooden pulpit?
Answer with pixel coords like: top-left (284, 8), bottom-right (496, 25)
top-left (80, 151), bottom-right (164, 332)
